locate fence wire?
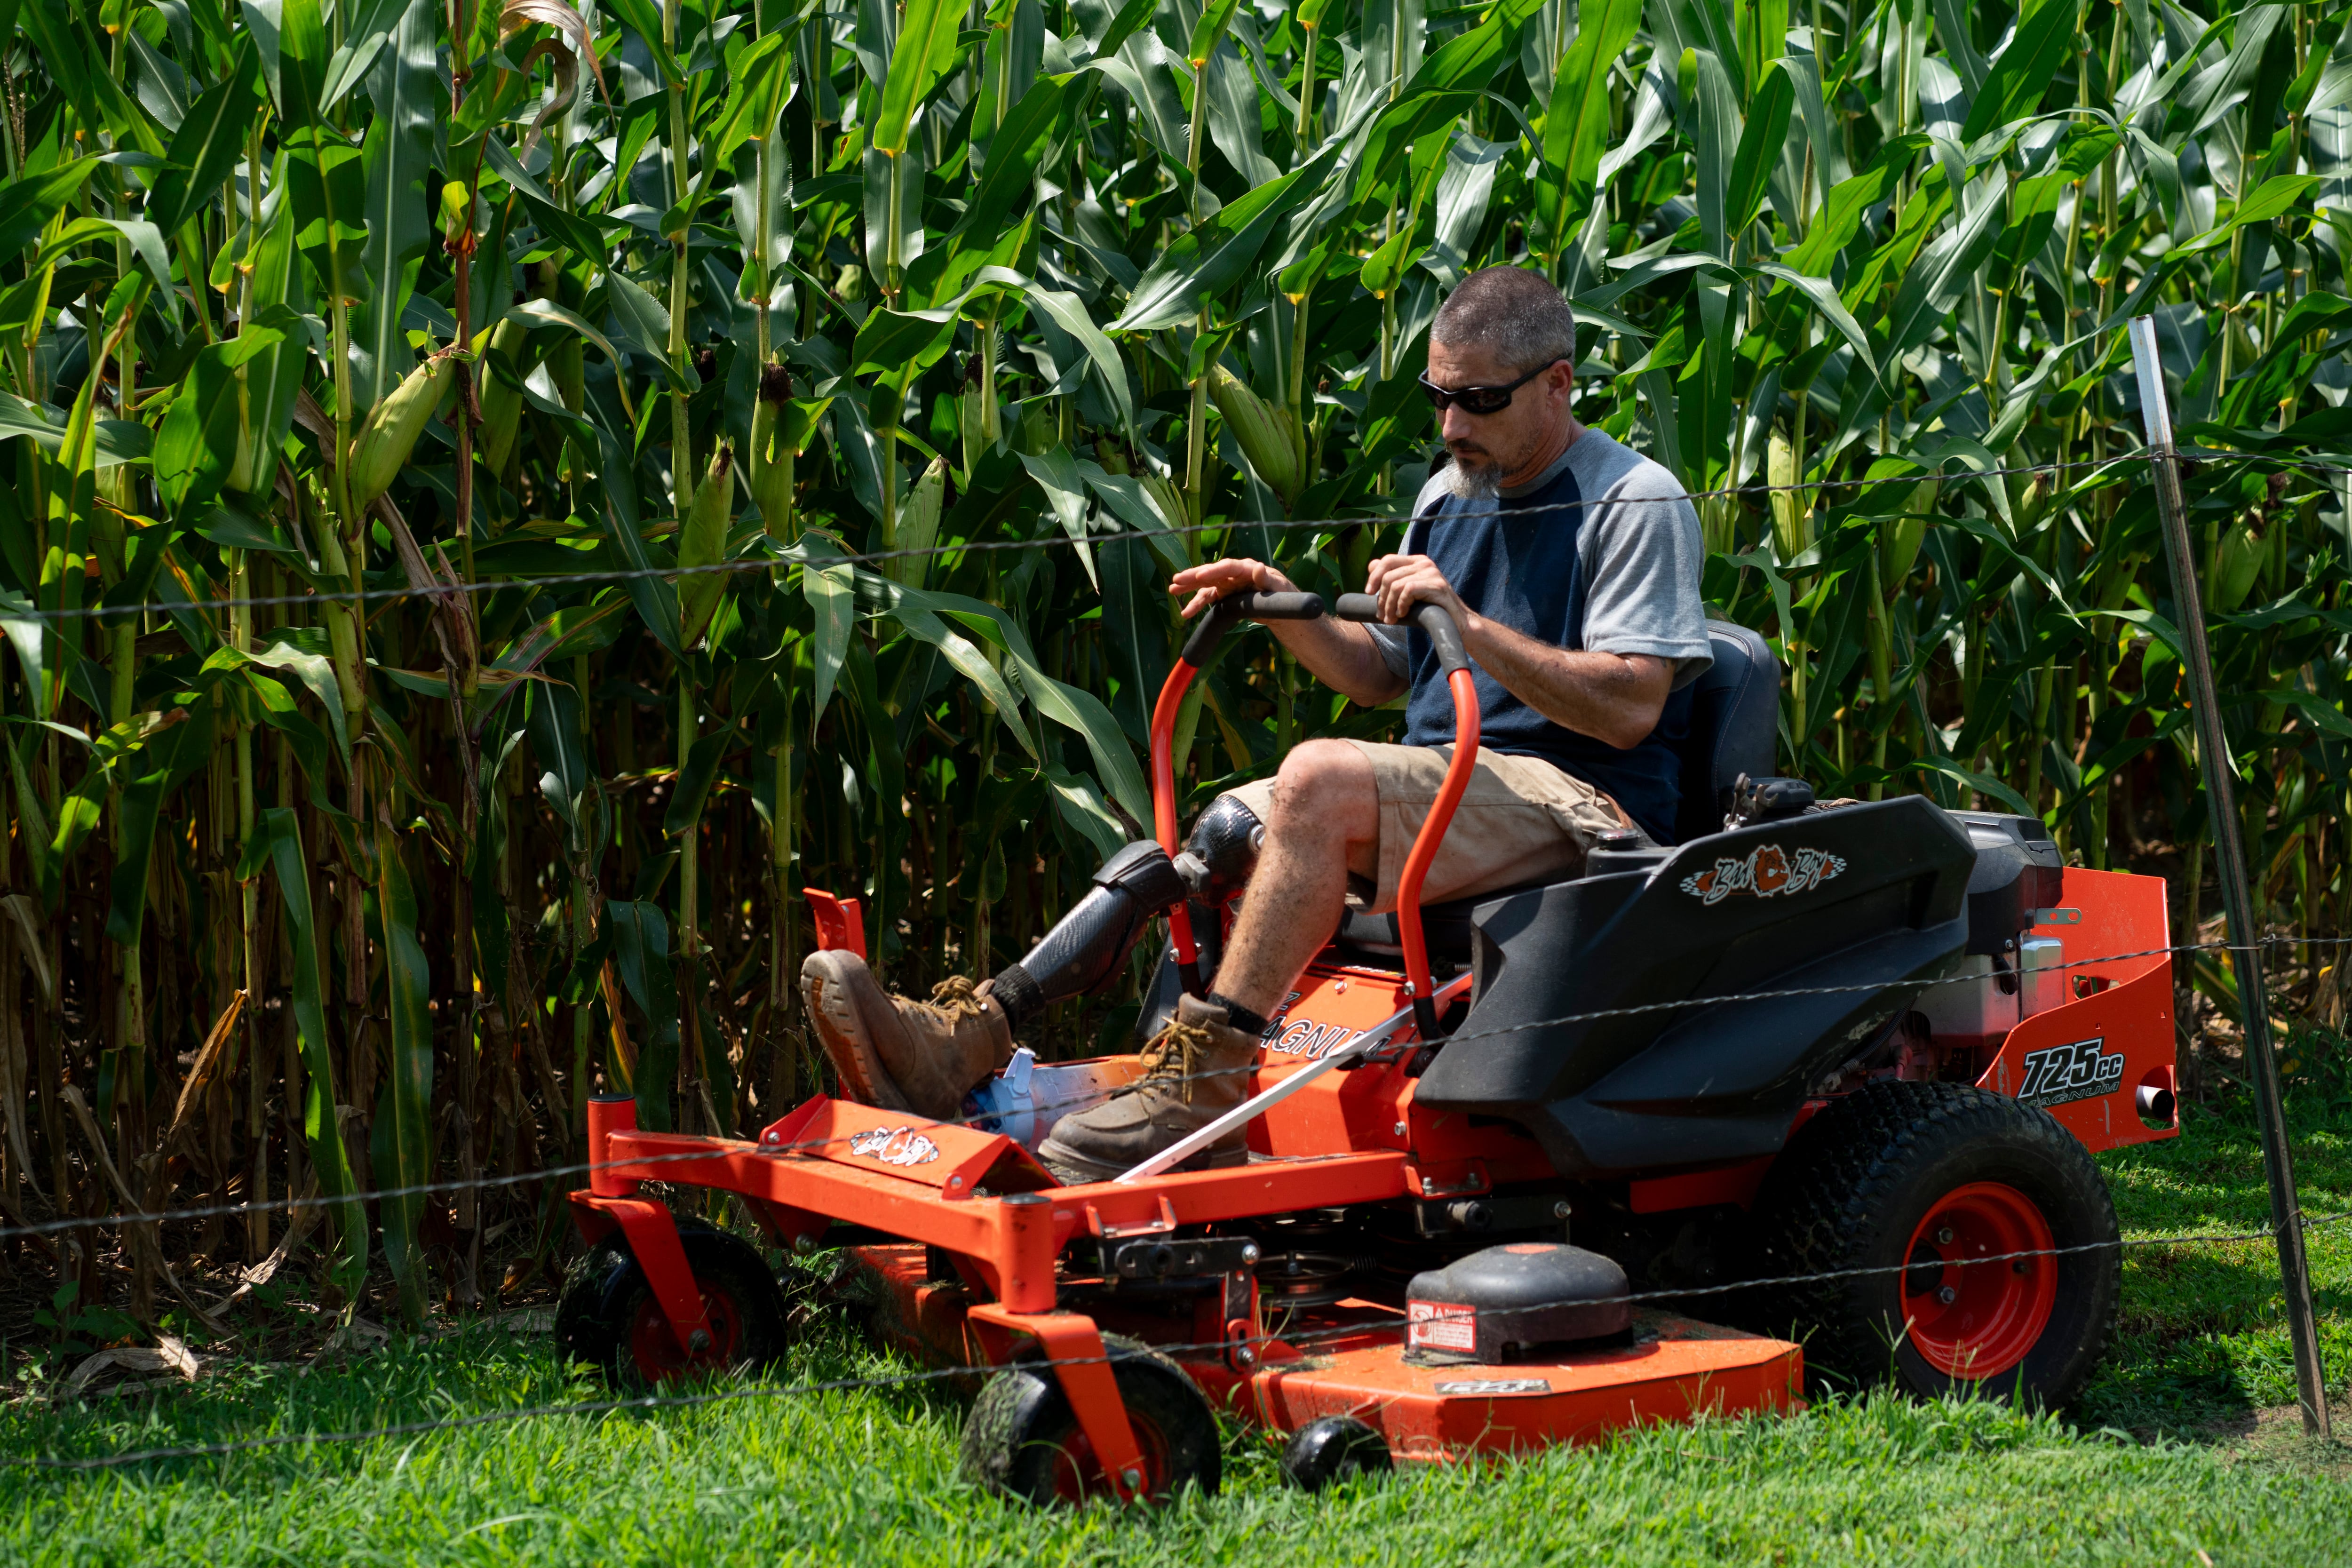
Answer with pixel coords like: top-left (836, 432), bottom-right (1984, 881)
top-left (7, 1208), bottom-right (2348, 1474)
top-left (14, 447), bottom-right (2351, 624)
top-left (3, 931), bottom-right (2339, 1247)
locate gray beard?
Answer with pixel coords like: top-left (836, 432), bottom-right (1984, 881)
top-left (1441, 457), bottom-right (1502, 500)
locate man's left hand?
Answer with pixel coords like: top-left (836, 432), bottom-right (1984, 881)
top-left (1366, 553), bottom-right (1472, 631)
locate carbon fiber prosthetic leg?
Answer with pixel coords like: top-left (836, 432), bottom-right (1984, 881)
top-left (984, 794), bottom-right (1264, 1033)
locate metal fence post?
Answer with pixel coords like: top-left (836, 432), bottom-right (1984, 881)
top-left (2128, 316), bottom-right (2332, 1437)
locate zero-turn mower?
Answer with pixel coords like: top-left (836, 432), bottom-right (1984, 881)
top-left (554, 591), bottom-right (2178, 1503)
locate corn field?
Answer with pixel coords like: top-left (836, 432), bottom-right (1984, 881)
top-left (0, 0), bottom-right (2346, 1323)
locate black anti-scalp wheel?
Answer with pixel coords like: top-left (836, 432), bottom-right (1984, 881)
top-left (960, 1334), bottom-right (1221, 1505)
top-left (1750, 1081), bottom-right (2120, 1407)
top-left (554, 1218), bottom-right (789, 1389)
top-left (1280, 1415), bottom-right (1392, 1491)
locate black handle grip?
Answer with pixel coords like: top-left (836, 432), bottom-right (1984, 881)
top-left (1233, 590), bottom-right (1325, 621)
top-left (1177, 589), bottom-right (1328, 667)
top-left (1331, 594), bottom-right (1470, 673)
top-left (1415, 602), bottom-right (1470, 674)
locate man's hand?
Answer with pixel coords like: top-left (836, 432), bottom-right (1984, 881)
top-left (1168, 557), bottom-right (1403, 706)
top-left (1365, 553), bottom-right (1470, 630)
top-left (1168, 558), bottom-right (1299, 619)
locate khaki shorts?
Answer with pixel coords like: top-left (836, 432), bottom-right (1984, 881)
top-left (1226, 741), bottom-right (1637, 915)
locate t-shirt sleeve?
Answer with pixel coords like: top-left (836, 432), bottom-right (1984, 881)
top-left (1579, 470), bottom-right (1714, 689)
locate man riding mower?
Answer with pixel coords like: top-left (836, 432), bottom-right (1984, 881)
top-left (803, 266), bottom-right (1711, 1184)
top-left (557, 267), bottom-right (2174, 1498)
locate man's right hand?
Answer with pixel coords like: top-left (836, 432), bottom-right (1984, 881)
top-left (1168, 558), bottom-right (1405, 708)
top-left (1168, 558), bottom-right (1299, 620)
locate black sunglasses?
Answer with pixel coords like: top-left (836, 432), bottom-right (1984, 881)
top-left (1417, 358), bottom-right (1566, 416)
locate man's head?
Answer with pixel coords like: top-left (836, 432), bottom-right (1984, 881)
top-left (1425, 267), bottom-right (1579, 497)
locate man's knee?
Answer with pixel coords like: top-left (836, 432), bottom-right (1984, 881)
top-left (1266, 739), bottom-right (1375, 836)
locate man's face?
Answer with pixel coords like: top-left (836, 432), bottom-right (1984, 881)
top-left (1424, 340), bottom-right (1574, 495)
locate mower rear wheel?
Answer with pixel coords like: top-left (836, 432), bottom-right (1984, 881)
top-left (1751, 1081), bottom-right (2118, 1407)
top-left (960, 1334), bottom-right (1220, 1505)
top-left (554, 1219), bottom-right (788, 1389)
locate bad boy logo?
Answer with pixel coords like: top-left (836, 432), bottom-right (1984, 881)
top-left (848, 1125), bottom-right (942, 1167)
top-left (1680, 843), bottom-right (1847, 904)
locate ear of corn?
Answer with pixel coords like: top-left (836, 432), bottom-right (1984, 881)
top-left (347, 353), bottom-right (457, 510)
top-left (1208, 363), bottom-right (1300, 506)
top-left (1881, 481), bottom-right (1937, 587)
top-left (889, 456), bottom-right (948, 590)
top-left (475, 317), bottom-right (531, 477)
top-left (678, 443), bottom-right (736, 646)
top-left (2214, 524), bottom-right (2265, 614)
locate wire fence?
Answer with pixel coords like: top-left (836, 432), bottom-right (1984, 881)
top-left (8, 1207), bottom-right (2348, 1474)
top-left (3, 930), bottom-right (2340, 1247)
top-left (14, 447), bottom-right (2352, 624)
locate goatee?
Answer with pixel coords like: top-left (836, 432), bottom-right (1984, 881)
top-left (1441, 455), bottom-right (1502, 500)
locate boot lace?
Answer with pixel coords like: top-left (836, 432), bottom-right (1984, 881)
top-left (919, 974), bottom-right (990, 1026)
top-left (1138, 1016), bottom-right (1219, 1104)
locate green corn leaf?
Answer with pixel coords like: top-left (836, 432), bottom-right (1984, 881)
top-left (705, 31), bottom-right (795, 168)
top-left (1535, 0), bottom-right (1643, 262)
top-left (1725, 60), bottom-right (1793, 237)
top-left (872, 0), bottom-right (964, 157)
top-left (145, 44), bottom-right (261, 237)
top-left (0, 159), bottom-right (103, 257)
top-left (1958, 0), bottom-right (2075, 143)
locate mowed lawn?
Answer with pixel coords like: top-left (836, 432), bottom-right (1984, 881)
top-left (4, 1093), bottom-right (2347, 1568)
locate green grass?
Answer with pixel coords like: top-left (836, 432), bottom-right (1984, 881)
top-left (3, 1090), bottom-right (2348, 1567)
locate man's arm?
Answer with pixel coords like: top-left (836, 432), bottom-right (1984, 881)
top-left (1168, 559), bottom-right (1407, 707)
top-left (1366, 553), bottom-right (1672, 749)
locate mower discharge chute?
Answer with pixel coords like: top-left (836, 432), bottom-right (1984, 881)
top-left (555, 591), bottom-right (2177, 1503)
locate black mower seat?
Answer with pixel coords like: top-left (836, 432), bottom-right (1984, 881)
top-left (1331, 620), bottom-right (1780, 969)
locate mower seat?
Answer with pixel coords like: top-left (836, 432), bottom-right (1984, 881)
top-left (1332, 621), bottom-right (1783, 967)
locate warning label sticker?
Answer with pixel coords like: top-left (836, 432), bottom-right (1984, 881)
top-left (1406, 1300), bottom-right (1477, 1352)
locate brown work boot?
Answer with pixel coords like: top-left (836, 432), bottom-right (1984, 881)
top-left (799, 952), bottom-right (1015, 1121)
top-left (1035, 995), bottom-right (1259, 1184)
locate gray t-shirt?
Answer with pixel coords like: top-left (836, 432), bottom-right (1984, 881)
top-left (1367, 428), bottom-right (1713, 688)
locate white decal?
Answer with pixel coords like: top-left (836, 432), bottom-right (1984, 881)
top-left (848, 1125), bottom-right (943, 1167)
top-left (1679, 843), bottom-right (1847, 904)
top-left (2017, 1037), bottom-right (2125, 1106)
top-left (1263, 1019), bottom-right (1368, 1060)
top-left (1407, 1300), bottom-right (1478, 1352)
top-left (1432, 1378), bottom-right (1553, 1395)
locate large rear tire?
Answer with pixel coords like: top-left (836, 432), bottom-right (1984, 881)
top-left (1750, 1081), bottom-right (2118, 1407)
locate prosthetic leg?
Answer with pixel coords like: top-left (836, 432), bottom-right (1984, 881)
top-left (983, 794), bottom-right (1264, 1035)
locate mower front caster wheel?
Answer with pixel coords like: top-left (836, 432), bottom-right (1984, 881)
top-left (555, 1219), bottom-right (788, 1388)
top-left (1280, 1416), bottom-right (1393, 1491)
top-left (961, 1335), bottom-right (1220, 1505)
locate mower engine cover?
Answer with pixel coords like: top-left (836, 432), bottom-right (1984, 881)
top-left (1404, 1243), bottom-right (1630, 1365)
top-left (1950, 811), bottom-right (2065, 954)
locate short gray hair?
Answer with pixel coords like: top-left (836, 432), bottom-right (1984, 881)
top-left (1430, 267), bottom-right (1577, 373)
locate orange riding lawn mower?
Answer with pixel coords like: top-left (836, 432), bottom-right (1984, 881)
top-left (552, 591), bottom-right (2180, 1503)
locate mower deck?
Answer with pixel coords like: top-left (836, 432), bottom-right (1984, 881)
top-left (852, 1242), bottom-right (1802, 1461)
